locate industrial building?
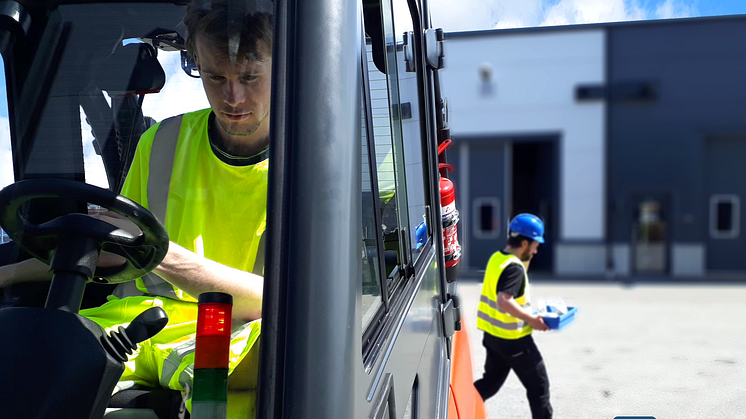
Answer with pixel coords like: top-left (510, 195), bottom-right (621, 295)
top-left (440, 14), bottom-right (746, 279)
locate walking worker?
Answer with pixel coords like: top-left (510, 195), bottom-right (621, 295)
top-left (474, 213), bottom-right (553, 419)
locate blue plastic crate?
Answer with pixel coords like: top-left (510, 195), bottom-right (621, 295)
top-left (542, 306), bottom-right (578, 330)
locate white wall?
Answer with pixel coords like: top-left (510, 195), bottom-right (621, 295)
top-left (440, 29), bottom-right (606, 241)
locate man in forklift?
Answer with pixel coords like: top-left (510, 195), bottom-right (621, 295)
top-left (0, 0), bottom-right (271, 416)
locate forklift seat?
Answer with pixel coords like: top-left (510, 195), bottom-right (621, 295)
top-left (94, 42), bottom-right (166, 97)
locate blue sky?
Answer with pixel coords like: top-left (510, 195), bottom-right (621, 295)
top-left (0, 68), bottom-right (5, 119)
top-left (696, 0), bottom-right (746, 16)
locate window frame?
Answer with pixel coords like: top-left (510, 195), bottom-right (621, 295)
top-left (360, 0), bottom-right (435, 366)
top-left (472, 196), bottom-right (501, 240)
top-left (361, 26), bottom-right (391, 326)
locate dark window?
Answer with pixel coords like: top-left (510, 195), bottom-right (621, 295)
top-left (710, 195), bottom-right (740, 239)
top-left (479, 204), bottom-right (493, 231)
top-left (575, 84), bottom-right (606, 101)
top-left (473, 197), bottom-right (500, 239)
top-left (717, 202), bottom-right (733, 231)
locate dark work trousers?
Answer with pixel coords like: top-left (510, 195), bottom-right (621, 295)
top-left (474, 333), bottom-right (552, 419)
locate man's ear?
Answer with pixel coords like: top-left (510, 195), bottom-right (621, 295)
top-left (194, 54), bottom-right (201, 72)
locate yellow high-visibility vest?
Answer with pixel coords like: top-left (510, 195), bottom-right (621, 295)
top-left (116, 108), bottom-right (268, 301)
top-left (476, 251), bottom-right (533, 339)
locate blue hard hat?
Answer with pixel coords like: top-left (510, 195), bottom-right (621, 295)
top-left (508, 213), bottom-right (545, 243)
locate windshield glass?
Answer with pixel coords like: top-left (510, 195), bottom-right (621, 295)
top-left (0, 56), bottom-right (9, 193)
top-left (81, 45), bottom-right (210, 189)
top-left (0, 54), bottom-right (10, 245)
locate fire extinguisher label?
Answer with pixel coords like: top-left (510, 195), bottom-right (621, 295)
top-left (442, 201), bottom-right (456, 217)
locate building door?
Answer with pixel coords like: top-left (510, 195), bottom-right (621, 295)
top-left (629, 193), bottom-right (670, 275)
top-left (511, 141), bottom-right (557, 273)
top-left (705, 136), bottom-right (746, 272)
top-left (459, 142), bottom-right (509, 272)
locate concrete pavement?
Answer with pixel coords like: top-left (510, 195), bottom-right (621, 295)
top-left (458, 278), bottom-right (746, 419)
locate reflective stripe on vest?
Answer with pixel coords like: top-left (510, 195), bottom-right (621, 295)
top-left (477, 294), bottom-right (531, 330)
top-left (148, 115), bottom-right (183, 225)
top-left (139, 116), bottom-right (182, 297)
top-left (476, 252), bottom-right (533, 339)
top-left (113, 116), bottom-right (182, 299)
top-left (159, 319), bottom-right (260, 390)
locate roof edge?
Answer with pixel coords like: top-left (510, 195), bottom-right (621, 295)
top-left (445, 13), bottom-right (746, 39)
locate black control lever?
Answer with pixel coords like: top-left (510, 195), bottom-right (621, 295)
top-left (101, 306), bottom-right (169, 362)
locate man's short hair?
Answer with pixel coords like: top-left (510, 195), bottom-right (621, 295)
top-left (184, 0), bottom-right (273, 62)
top-left (507, 231), bottom-right (534, 248)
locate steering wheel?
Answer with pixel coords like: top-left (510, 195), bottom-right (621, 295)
top-left (0, 179), bottom-right (169, 284)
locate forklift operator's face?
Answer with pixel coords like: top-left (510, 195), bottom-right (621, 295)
top-left (194, 35), bottom-right (272, 145)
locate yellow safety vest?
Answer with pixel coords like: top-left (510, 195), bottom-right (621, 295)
top-left (114, 108), bottom-right (268, 301)
top-left (476, 252), bottom-right (533, 339)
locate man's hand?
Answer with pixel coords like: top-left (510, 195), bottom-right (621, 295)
top-left (497, 292), bottom-right (551, 332)
top-left (0, 210), bottom-right (147, 285)
top-left (0, 263), bottom-right (15, 287)
top-left (527, 314), bottom-right (550, 331)
top-left (89, 209), bottom-right (142, 236)
top-left (88, 210), bottom-right (142, 267)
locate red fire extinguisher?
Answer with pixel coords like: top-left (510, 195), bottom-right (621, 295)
top-left (438, 139), bottom-right (461, 282)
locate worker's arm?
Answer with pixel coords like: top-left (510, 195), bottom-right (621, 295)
top-left (497, 291), bottom-right (549, 331)
top-left (95, 211), bottom-right (263, 322)
top-left (0, 258), bottom-right (52, 286)
top-left (1, 212), bottom-right (264, 321)
top-left (152, 241), bottom-right (263, 322)
top-left (0, 241), bottom-right (264, 322)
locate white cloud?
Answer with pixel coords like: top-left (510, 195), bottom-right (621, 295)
top-left (540, 0), bottom-right (646, 27)
top-left (80, 108), bottom-right (111, 190)
top-left (430, 0), bottom-right (511, 32)
top-left (654, 0), bottom-right (697, 19)
top-left (142, 50), bottom-right (209, 122)
top-left (494, 0), bottom-right (546, 29)
top-left (429, 0), bottom-right (697, 32)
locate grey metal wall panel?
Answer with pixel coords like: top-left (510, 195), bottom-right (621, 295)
top-left (607, 18), bottom-right (746, 250)
top-left (704, 136), bottom-right (746, 271)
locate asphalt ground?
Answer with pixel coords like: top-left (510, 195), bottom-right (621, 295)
top-left (457, 277), bottom-right (746, 419)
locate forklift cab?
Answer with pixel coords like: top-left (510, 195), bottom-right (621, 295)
top-left (0, 0), bottom-right (485, 418)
